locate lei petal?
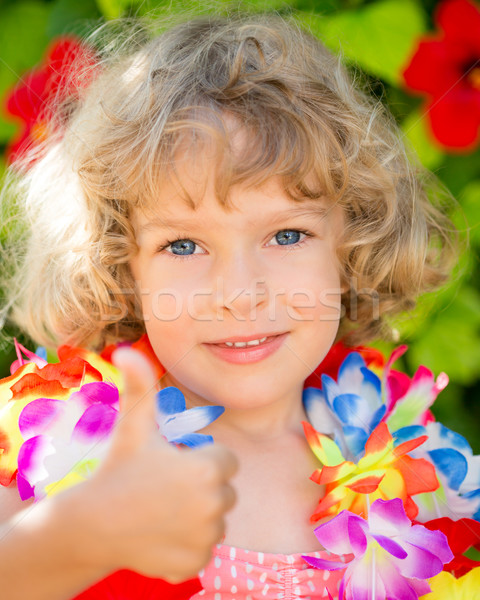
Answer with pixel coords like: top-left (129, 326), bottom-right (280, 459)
top-left (307, 499), bottom-right (453, 600)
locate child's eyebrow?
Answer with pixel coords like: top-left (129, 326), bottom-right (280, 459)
top-left (138, 203), bottom-right (328, 234)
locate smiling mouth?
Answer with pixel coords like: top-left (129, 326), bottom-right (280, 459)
top-left (205, 333), bottom-right (285, 348)
top-left (203, 333), bottom-right (288, 364)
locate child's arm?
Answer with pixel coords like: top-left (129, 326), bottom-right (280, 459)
top-left (0, 348), bottom-right (237, 600)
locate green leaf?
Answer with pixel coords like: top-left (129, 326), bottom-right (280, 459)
top-left (402, 109), bottom-right (444, 170)
top-left (299, 0), bottom-right (427, 86)
top-left (95, 0), bottom-right (143, 19)
top-left (438, 149), bottom-right (480, 197)
top-left (0, 119), bottom-right (16, 145)
top-left (456, 181), bottom-right (480, 248)
top-left (0, 2), bottom-right (51, 143)
top-left (406, 286), bottom-right (480, 385)
top-left (48, 0), bottom-right (102, 38)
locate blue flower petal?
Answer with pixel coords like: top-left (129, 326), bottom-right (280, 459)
top-left (303, 387), bottom-right (325, 410)
top-left (393, 425), bottom-right (426, 446)
top-left (303, 387), bottom-right (340, 435)
top-left (370, 404), bottom-right (387, 432)
top-left (320, 374), bottom-right (338, 409)
top-left (437, 423), bottom-right (472, 455)
top-left (162, 405), bottom-right (224, 441)
top-left (156, 387), bottom-right (186, 415)
top-left (462, 490), bottom-right (480, 521)
top-left (343, 425), bottom-right (368, 459)
top-left (333, 393), bottom-right (364, 427)
top-left (360, 366), bottom-right (382, 396)
top-left (428, 448), bottom-right (468, 491)
top-left (35, 346), bottom-right (48, 361)
top-left (173, 433), bottom-right (214, 447)
top-left (337, 352), bottom-right (366, 381)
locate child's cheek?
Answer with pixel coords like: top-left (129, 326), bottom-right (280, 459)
top-left (286, 286), bottom-right (343, 323)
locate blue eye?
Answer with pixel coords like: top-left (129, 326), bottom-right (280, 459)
top-left (274, 230), bottom-right (302, 245)
top-left (169, 239), bottom-right (196, 255)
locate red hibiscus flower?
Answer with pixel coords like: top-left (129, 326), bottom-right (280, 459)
top-left (4, 37), bottom-right (97, 165)
top-left (423, 517), bottom-right (480, 577)
top-left (403, 0), bottom-right (480, 151)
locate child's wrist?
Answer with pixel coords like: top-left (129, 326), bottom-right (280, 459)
top-left (50, 482), bottom-right (118, 578)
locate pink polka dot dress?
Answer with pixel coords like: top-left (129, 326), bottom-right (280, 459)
top-left (192, 544), bottom-right (343, 600)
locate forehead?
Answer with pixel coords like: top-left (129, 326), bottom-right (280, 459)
top-left (128, 111), bottom-right (331, 218)
top-left (134, 177), bottom-right (329, 232)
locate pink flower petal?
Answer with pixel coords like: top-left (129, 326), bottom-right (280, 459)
top-left (17, 435), bottom-right (54, 486)
top-left (301, 556), bottom-right (346, 571)
top-left (72, 382), bottom-right (119, 407)
top-left (348, 516), bottom-right (368, 557)
top-left (344, 554), bottom-right (387, 600)
top-left (72, 404), bottom-right (117, 444)
top-left (16, 472), bottom-right (35, 501)
top-left (371, 534), bottom-right (407, 559)
top-left (19, 398), bottom-right (65, 439)
top-left (393, 542), bottom-right (443, 579)
top-left (314, 511), bottom-right (361, 555)
top-left (404, 524), bottom-right (454, 565)
top-left (368, 498), bottom-right (411, 537)
top-left (11, 339), bottom-right (48, 373)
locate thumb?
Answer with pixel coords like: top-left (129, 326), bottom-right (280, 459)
top-left (109, 347), bottom-right (162, 452)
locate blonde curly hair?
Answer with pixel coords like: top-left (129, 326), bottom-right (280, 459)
top-left (0, 13), bottom-right (454, 352)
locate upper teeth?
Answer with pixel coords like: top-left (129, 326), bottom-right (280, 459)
top-left (224, 337), bottom-right (268, 348)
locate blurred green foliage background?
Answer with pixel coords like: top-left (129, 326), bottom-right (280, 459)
top-left (0, 0), bottom-right (479, 448)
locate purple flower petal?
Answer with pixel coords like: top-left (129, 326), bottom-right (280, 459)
top-left (347, 515), bottom-right (368, 557)
top-left (392, 542), bottom-right (442, 579)
top-left (344, 553), bottom-right (387, 600)
top-left (314, 511), bottom-right (363, 555)
top-left (407, 578), bottom-right (431, 597)
top-left (368, 498), bottom-right (411, 536)
top-left (72, 404), bottom-right (118, 443)
top-left (17, 435), bottom-right (54, 486)
top-left (71, 381), bottom-right (119, 408)
top-left (370, 534), bottom-right (407, 559)
top-left (19, 399), bottom-right (65, 439)
top-left (404, 524), bottom-right (453, 566)
top-left (378, 565), bottom-right (418, 600)
top-left (16, 472), bottom-right (35, 501)
top-left (301, 556), bottom-right (347, 571)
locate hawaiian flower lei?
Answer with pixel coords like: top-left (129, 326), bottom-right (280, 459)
top-left (0, 338), bottom-right (479, 599)
top-left (302, 345), bottom-right (480, 599)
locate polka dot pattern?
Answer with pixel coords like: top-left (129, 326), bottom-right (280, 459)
top-left (189, 544), bottom-right (344, 600)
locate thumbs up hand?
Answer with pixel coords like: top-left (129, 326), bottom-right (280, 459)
top-left (78, 347), bottom-right (237, 582)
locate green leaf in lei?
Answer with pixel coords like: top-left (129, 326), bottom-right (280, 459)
top-left (299, 0), bottom-right (426, 86)
top-left (0, 1), bottom-right (51, 143)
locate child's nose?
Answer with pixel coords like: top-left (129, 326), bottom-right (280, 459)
top-left (211, 253), bottom-right (269, 320)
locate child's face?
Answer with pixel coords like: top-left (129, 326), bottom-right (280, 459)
top-left (130, 158), bottom-right (344, 411)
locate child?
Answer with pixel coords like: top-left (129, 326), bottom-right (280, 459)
top-left (0, 12), bottom-right (454, 600)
